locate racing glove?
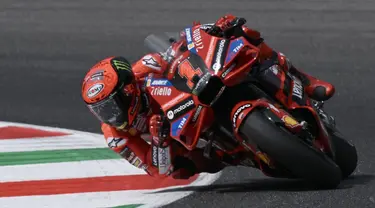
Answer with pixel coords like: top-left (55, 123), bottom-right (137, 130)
top-left (208, 14), bottom-right (247, 39)
top-left (214, 14), bottom-right (237, 31)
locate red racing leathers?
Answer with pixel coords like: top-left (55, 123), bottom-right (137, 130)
top-left (101, 53), bottom-right (223, 179)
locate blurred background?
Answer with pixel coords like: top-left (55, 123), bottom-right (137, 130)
top-left (1, 0), bottom-right (375, 207)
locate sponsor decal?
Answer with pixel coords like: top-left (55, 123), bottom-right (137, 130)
top-left (233, 43), bottom-right (243, 53)
top-left (89, 71), bottom-right (104, 81)
top-left (163, 93), bottom-right (186, 109)
top-left (221, 64), bottom-right (236, 79)
top-left (119, 147), bottom-right (135, 161)
top-left (171, 113), bottom-right (190, 137)
top-left (150, 79), bottom-right (171, 86)
top-left (145, 75), bottom-right (152, 87)
top-left (142, 55), bottom-right (161, 70)
top-left (131, 114), bottom-right (147, 132)
top-left (107, 137), bottom-right (127, 148)
top-left (178, 117), bottom-right (187, 129)
top-left (151, 87), bottom-right (172, 96)
top-left (132, 158), bottom-right (142, 168)
top-left (225, 39), bottom-right (244, 64)
top-left (158, 146), bottom-right (171, 174)
top-left (292, 76), bottom-right (303, 99)
top-left (119, 147), bottom-right (130, 157)
top-left (86, 83), bottom-right (104, 98)
top-left (166, 97), bottom-right (195, 120)
top-left (282, 115), bottom-right (299, 128)
top-left (191, 105), bottom-right (203, 123)
top-left (212, 39), bottom-right (228, 73)
top-left (112, 58), bottom-right (131, 71)
top-left (167, 111), bottom-right (174, 120)
top-left (187, 43), bottom-right (195, 50)
top-left (185, 27), bottom-right (192, 42)
top-left (192, 28), bottom-right (204, 51)
top-left (185, 27), bottom-right (197, 54)
top-left (205, 37), bottom-right (216, 64)
top-left (152, 145), bottom-right (158, 167)
top-left (192, 73), bottom-right (211, 95)
top-left (232, 104), bottom-right (252, 128)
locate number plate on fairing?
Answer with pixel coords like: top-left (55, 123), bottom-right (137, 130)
top-left (168, 52), bottom-right (211, 94)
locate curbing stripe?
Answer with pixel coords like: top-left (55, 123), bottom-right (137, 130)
top-left (0, 174), bottom-right (199, 197)
top-left (0, 148), bottom-right (121, 166)
top-left (0, 173), bottom-right (221, 208)
top-left (0, 121), bottom-right (222, 208)
top-left (0, 126), bottom-right (70, 139)
top-left (0, 159), bottom-right (146, 182)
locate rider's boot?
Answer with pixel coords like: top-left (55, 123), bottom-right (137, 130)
top-left (278, 53), bottom-right (335, 101)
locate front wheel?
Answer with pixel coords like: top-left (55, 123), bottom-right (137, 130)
top-left (329, 130), bottom-right (358, 178)
top-left (239, 109), bottom-right (342, 189)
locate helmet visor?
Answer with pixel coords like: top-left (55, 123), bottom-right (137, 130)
top-left (87, 88), bottom-right (133, 129)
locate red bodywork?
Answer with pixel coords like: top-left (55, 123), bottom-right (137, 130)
top-left (144, 24), bottom-right (334, 170)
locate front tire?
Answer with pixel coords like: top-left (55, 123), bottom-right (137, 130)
top-left (329, 130), bottom-right (358, 178)
top-left (240, 109), bottom-right (342, 189)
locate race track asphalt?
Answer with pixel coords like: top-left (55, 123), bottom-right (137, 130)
top-left (1, 0), bottom-right (375, 207)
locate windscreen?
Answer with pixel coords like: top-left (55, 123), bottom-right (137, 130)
top-left (144, 32), bottom-right (180, 63)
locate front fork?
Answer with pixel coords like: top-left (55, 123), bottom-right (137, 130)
top-left (312, 100), bottom-right (336, 130)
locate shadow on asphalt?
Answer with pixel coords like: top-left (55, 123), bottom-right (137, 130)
top-left (152, 174), bottom-right (375, 194)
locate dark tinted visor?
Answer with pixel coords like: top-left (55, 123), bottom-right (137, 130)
top-left (87, 88), bottom-right (133, 129)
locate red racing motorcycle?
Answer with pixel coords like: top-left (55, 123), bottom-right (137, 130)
top-left (143, 18), bottom-right (357, 188)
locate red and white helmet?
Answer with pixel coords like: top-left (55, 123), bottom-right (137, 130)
top-left (81, 56), bottom-right (141, 129)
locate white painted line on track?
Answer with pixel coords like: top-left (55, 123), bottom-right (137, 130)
top-left (0, 134), bottom-right (107, 152)
top-left (0, 159), bottom-right (146, 182)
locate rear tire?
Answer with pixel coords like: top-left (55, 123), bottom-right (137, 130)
top-left (240, 109), bottom-right (342, 189)
top-left (330, 130), bottom-right (358, 178)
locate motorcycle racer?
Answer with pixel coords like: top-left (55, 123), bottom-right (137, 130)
top-left (81, 56), bottom-right (224, 179)
top-left (81, 14), bottom-right (336, 180)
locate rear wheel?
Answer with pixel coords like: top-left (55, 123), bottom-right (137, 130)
top-left (240, 109), bottom-right (342, 189)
